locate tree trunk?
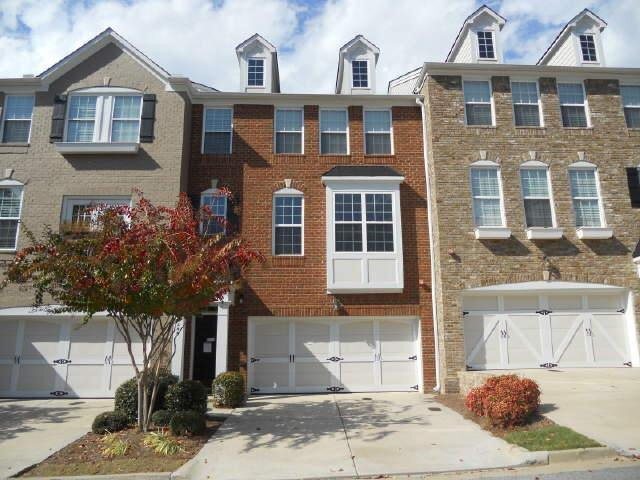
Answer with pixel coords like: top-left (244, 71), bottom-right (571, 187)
top-left (137, 376), bottom-right (144, 431)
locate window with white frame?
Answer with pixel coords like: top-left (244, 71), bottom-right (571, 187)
top-left (320, 109), bottom-right (348, 154)
top-left (200, 191), bottom-right (228, 235)
top-left (470, 167), bottom-right (503, 227)
top-left (558, 83), bottom-right (588, 128)
top-left (334, 192), bottom-right (394, 252)
top-left (520, 168), bottom-right (554, 227)
top-left (275, 108), bottom-right (303, 154)
top-left (579, 34), bottom-right (597, 62)
top-left (352, 60), bottom-right (368, 88)
top-left (569, 168), bottom-right (603, 227)
top-left (248, 58), bottom-right (264, 87)
top-left (66, 91), bottom-right (142, 143)
top-left (61, 196), bottom-right (131, 232)
top-left (621, 85), bottom-right (640, 128)
top-left (364, 110), bottom-right (392, 155)
top-left (0, 184), bottom-right (23, 250)
top-left (512, 81), bottom-right (541, 127)
top-left (463, 80), bottom-right (493, 126)
top-left (203, 108), bottom-right (232, 154)
top-left (1, 95), bottom-right (34, 143)
top-left (477, 31), bottom-right (495, 59)
top-left (273, 194), bottom-right (303, 255)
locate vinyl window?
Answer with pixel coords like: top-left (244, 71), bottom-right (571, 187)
top-left (579, 34), bottom-right (597, 62)
top-left (569, 168), bottom-right (603, 227)
top-left (1, 95), bottom-right (34, 143)
top-left (275, 109), bottom-right (303, 154)
top-left (334, 192), bottom-right (394, 253)
top-left (621, 86), bottom-right (640, 128)
top-left (364, 110), bottom-right (392, 155)
top-left (273, 195), bottom-right (303, 255)
top-left (66, 93), bottom-right (142, 142)
top-left (470, 167), bottom-right (504, 227)
top-left (558, 83), bottom-right (588, 128)
top-left (248, 58), bottom-right (264, 87)
top-left (61, 196), bottom-right (131, 232)
top-left (200, 193), bottom-right (227, 235)
top-left (352, 60), bottom-right (369, 88)
top-left (464, 80), bottom-right (493, 126)
top-left (520, 168), bottom-right (554, 227)
top-left (512, 81), bottom-right (541, 127)
top-left (0, 186), bottom-right (23, 250)
top-left (320, 109), bottom-right (348, 154)
top-left (477, 31), bottom-right (495, 59)
top-left (203, 108), bottom-right (233, 154)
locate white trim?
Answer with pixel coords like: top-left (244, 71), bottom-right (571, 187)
top-left (510, 79), bottom-right (544, 128)
top-left (272, 191), bottom-right (304, 256)
top-left (462, 78), bottom-right (495, 127)
top-left (199, 188), bottom-right (228, 235)
top-left (363, 108), bottom-right (394, 155)
top-left (171, 319), bottom-right (185, 379)
top-left (54, 142), bottom-right (139, 154)
top-left (216, 299), bottom-right (231, 376)
top-left (0, 94), bottom-right (34, 144)
top-left (568, 165), bottom-right (606, 228)
top-left (0, 183), bottom-right (24, 252)
top-left (201, 106), bottom-right (233, 154)
top-left (519, 164), bottom-right (558, 229)
top-left (319, 108), bottom-right (349, 155)
top-left (469, 165), bottom-right (507, 228)
top-left (0, 306), bottom-right (111, 316)
top-left (474, 226), bottom-right (511, 239)
top-left (557, 81), bottom-right (591, 128)
top-left (465, 280), bottom-right (625, 294)
top-left (351, 59), bottom-right (370, 89)
top-left (60, 195), bottom-right (131, 227)
top-left (576, 226), bottom-right (613, 239)
top-left (274, 107), bottom-right (304, 155)
top-left (247, 57), bottom-right (266, 88)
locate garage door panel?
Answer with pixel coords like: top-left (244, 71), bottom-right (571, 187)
top-left (294, 363), bottom-right (333, 388)
top-left (0, 365), bottom-right (14, 392)
top-left (465, 314), bottom-right (502, 368)
top-left (380, 361), bottom-right (415, 387)
top-left (68, 320), bottom-right (110, 360)
top-left (339, 362), bottom-right (376, 390)
top-left (590, 314), bottom-right (629, 365)
top-left (338, 320), bottom-right (375, 357)
top-left (20, 320), bottom-right (63, 361)
top-left (113, 328), bottom-right (145, 362)
top-left (66, 364), bottom-right (106, 396)
top-left (505, 314), bottom-right (543, 366)
top-left (253, 363), bottom-right (290, 391)
top-left (550, 314), bottom-right (588, 366)
top-left (294, 321), bottom-right (331, 358)
top-left (0, 319), bottom-right (19, 361)
top-left (379, 319), bottom-right (415, 357)
top-left (253, 320), bottom-right (290, 358)
top-left (16, 364), bottom-right (60, 392)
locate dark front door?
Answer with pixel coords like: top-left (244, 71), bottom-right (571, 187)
top-left (192, 315), bottom-right (217, 388)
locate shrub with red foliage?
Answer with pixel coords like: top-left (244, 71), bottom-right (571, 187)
top-left (465, 375), bottom-right (540, 428)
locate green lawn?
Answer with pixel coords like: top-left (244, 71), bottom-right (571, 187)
top-left (504, 425), bottom-right (601, 451)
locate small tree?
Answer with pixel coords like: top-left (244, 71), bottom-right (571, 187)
top-left (2, 191), bottom-right (261, 431)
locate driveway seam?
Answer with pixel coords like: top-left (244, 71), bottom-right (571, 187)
top-left (334, 394), bottom-right (359, 478)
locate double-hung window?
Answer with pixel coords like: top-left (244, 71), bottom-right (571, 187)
top-left (579, 34), bottom-right (597, 62)
top-left (0, 184), bottom-right (23, 250)
top-left (558, 83), bottom-right (588, 128)
top-left (273, 194), bottom-right (303, 255)
top-left (352, 60), bottom-right (368, 88)
top-left (512, 81), bottom-right (542, 127)
top-left (200, 191), bottom-right (227, 235)
top-left (1, 95), bottom-right (34, 143)
top-left (621, 86), bottom-right (640, 128)
top-left (203, 108), bottom-right (233, 154)
top-left (111, 96), bottom-right (142, 142)
top-left (569, 168), bottom-right (603, 227)
top-left (275, 109), bottom-right (303, 154)
top-left (463, 80), bottom-right (493, 126)
top-left (364, 110), bottom-right (392, 155)
top-left (248, 58), bottom-right (264, 87)
top-left (520, 168), bottom-right (554, 227)
top-left (470, 167), bottom-right (503, 227)
top-left (477, 31), bottom-right (495, 59)
top-left (61, 196), bottom-right (131, 232)
top-left (334, 193), bottom-right (394, 252)
top-left (320, 109), bottom-right (348, 154)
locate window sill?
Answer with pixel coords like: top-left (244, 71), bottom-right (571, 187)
top-left (514, 126), bottom-right (545, 130)
top-left (0, 143), bottom-right (29, 154)
top-left (465, 125), bottom-right (496, 129)
top-left (327, 287), bottom-right (403, 294)
top-left (526, 227), bottom-right (563, 240)
top-left (363, 154), bottom-right (395, 158)
top-left (274, 153), bottom-right (305, 156)
top-left (576, 226), bottom-right (613, 240)
top-left (474, 227), bottom-right (511, 240)
top-left (55, 142), bottom-right (140, 154)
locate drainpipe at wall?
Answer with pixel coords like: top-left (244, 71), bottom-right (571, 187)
top-left (416, 94), bottom-right (440, 393)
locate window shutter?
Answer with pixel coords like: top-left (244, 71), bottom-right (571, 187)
top-left (189, 194), bottom-right (201, 211)
top-left (626, 168), bottom-right (640, 208)
top-left (49, 94), bottom-right (67, 143)
top-left (140, 94), bottom-right (156, 143)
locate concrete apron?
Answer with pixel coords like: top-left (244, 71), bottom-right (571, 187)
top-left (175, 392), bottom-right (542, 480)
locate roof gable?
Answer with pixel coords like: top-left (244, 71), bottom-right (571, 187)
top-left (235, 33), bottom-right (277, 57)
top-left (446, 5), bottom-right (506, 63)
top-left (335, 34), bottom-right (380, 94)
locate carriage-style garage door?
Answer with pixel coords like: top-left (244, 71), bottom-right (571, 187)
top-left (0, 316), bottom-right (144, 398)
top-left (463, 286), bottom-right (636, 370)
top-left (248, 317), bottom-right (420, 394)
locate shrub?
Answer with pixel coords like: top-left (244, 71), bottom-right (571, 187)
top-left (169, 410), bottom-right (206, 436)
top-left (114, 370), bottom-right (179, 422)
top-left (151, 409), bottom-right (174, 427)
top-left (465, 374), bottom-right (540, 428)
top-left (101, 433), bottom-right (130, 458)
top-left (92, 411), bottom-right (130, 434)
top-left (212, 371), bottom-right (245, 408)
top-left (165, 380), bottom-right (208, 414)
top-left (144, 432), bottom-right (184, 455)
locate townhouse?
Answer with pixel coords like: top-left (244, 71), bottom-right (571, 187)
top-left (391, 6), bottom-right (640, 392)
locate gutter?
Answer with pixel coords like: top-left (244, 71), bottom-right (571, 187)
top-left (416, 95), bottom-right (440, 393)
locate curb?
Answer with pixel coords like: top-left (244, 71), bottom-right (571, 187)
top-left (547, 446), bottom-right (617, 463)
top-left (22, 474), bottom-right (172, 480)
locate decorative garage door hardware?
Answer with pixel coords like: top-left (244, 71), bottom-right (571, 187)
top-left (53, 358), bottom-right (72, 365)
top-left (411, 385), bottom-right (419, 390)
top-left (539, 363), bottom-right (558, 368)
top-left (536, 309), bottom-right (553, 315)
top-left (624, 361), bottom-right (632, 367)
top-left (250, 357), bottom-right (260, 363)
top-left (326, 356), bottom-right (343, 362)
top-left (50, 391), bottom-right (69, 396)
top-left (327, 386), bottom-right (344, 392)
top-left (250, 387), bottom-right (260, 393)
top-left (408, 355), bottom-right (418, 360)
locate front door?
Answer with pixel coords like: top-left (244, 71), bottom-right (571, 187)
top-left (192, 315), bottom-right (217, 389)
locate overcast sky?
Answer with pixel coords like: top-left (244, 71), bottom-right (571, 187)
top-left (0, 0), bottom-right (638, 93)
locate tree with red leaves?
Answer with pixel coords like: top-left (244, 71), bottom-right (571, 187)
top-left (2, 191), bottom-right (262, 431)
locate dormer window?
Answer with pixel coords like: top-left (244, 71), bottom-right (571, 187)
top-left (352, 60), bottom-right (368, 88)
top-left (477, 31), bottom-right (495, 59)
top-left (247, 58), bottom-right (264, 87)
top-left (579, 34), bottom-right (597, 62)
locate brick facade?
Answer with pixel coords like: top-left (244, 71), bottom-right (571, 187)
top-left (186, 102), bottom-right (436, 389)
top-left (422, 73), bottom-right (640, 392)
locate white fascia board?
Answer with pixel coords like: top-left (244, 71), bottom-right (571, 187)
top-left (188, 91), bottom-right (419, 107)
top-left (465, 280), bottom-right (626, 294)
top-left (0, 306), bottom-right (110, 316)
top-left (55, 142), bottom-right (140, 154)
top-left (322, 176), bottom-right (405, 185)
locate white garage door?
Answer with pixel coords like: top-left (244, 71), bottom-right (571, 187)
top-left (248, 317), bottom-right (420, 394)
top-left (0, 316), bottom-right (144, 398)
top-left (464, 290), bottom-right (634, 370)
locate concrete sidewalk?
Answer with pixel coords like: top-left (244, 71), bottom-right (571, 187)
top-left (176, 393), bottom-right (540, 480)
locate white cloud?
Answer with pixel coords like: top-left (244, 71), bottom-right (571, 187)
top-left (0, 0), bottom-right (638, 94)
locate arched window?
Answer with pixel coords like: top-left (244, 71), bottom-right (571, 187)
top-left (272, 187), bottom-right (303, 255)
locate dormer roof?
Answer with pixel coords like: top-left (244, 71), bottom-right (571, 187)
top-left (235, 33), bottom-right (280, 93)
top-left (235, 33), bottom-right (277, 56)
top-left (335, 34), bottom-right (380, 94)
top-left (445, 4), bottom-right (506, 63)
top-left (537, 9), bottom-right (607, 66)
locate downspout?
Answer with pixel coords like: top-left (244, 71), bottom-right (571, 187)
top-left (416, 94), bottom-right (440, 392)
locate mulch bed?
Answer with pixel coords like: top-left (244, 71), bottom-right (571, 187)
top-left (19, 419), bottom-right (223, 477)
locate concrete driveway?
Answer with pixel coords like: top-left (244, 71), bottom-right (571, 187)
top-left (178, 393), bottom-right (538, 480)
top-left (0, 398), bottom-right (113, 478)
top-left (511, 368), bottom-right (640, 456)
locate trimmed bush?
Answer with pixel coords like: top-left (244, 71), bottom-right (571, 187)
top-left (92, 411), bottom-right (130, 434)
top-left (114, 370), bottom-right (179, 423)
top-left (169, 410), bottom-right (206, 436)
top-left (165, 380), bottom-right (208, 414)
top-left (151, 409), bottom-right (174, 427)
top-left (212, 371), bottom-right (245, 408)
top-left (465, 374), bottom-right (540, 428)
